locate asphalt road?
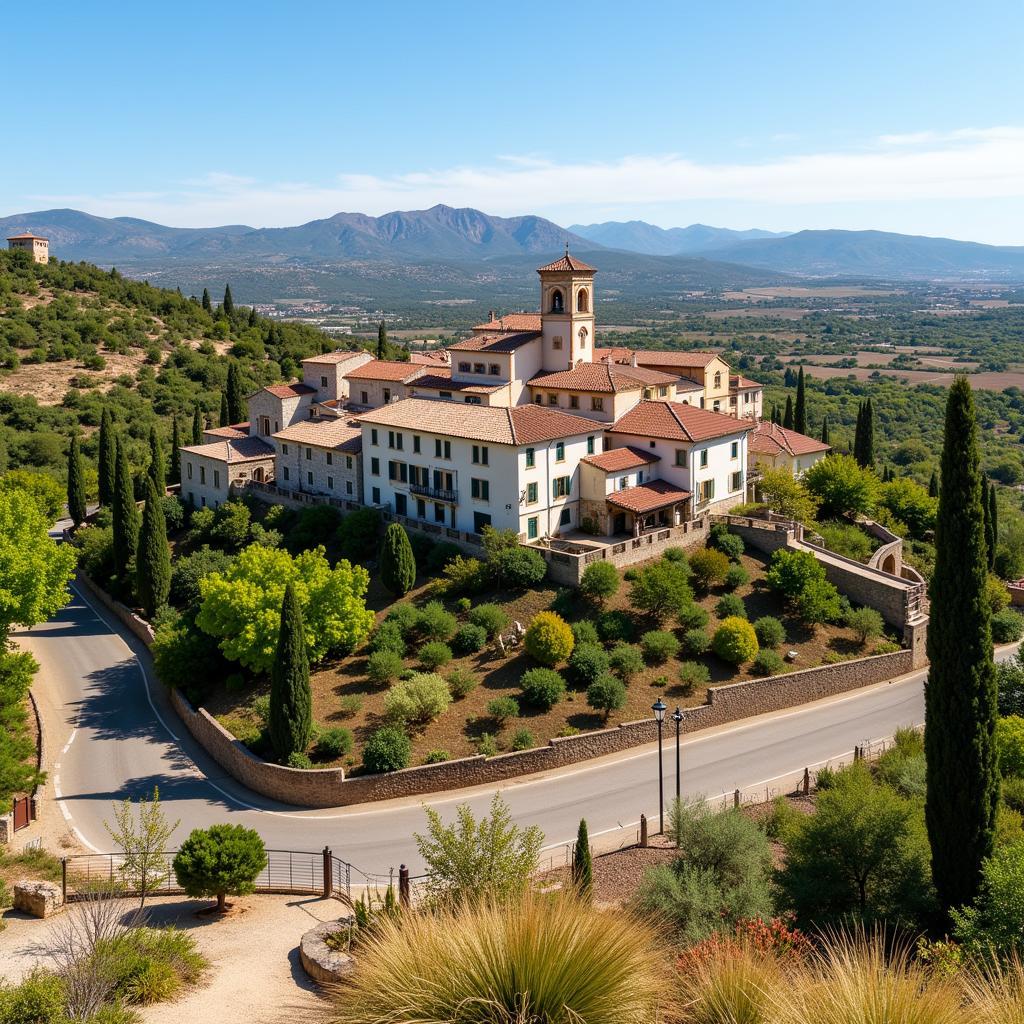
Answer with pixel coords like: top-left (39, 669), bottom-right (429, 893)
top-left (18, 580), bottom-right (958, 878)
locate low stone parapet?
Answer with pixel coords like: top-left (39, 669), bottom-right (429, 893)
top-left (14, 879), bottom-right (63, 918)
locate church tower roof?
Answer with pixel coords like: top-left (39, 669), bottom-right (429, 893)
top-left (536, 250), bottom-right (597, 274)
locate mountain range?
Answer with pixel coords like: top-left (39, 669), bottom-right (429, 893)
top-left (569, 220), bottom-right (788, 256)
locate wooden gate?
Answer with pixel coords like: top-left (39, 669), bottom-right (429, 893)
top-left (12, 796), bottom-right (31, 832)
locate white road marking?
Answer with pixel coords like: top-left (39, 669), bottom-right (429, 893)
top-left (61, 729), bottom-right (77, 754)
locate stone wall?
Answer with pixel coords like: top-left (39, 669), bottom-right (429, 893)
top-left (77, 574), bottom-right (155, 646)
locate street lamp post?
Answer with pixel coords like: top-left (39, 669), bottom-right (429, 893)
top-left (652, 699), bottom-right (666, 834)
top-left (672, 706), bottom-right (683, 810)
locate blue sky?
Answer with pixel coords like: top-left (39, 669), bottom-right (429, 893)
top-left (5, 0), bottom-right (1024, 242)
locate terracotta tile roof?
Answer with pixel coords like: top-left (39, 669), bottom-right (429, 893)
top-left (473, 312), bottom-right (543, 333)
top-left (537, 252), bottom-right (597, 273)
top-left (608, 400), bottom-right (753, 443)
top-left (273, 419), bottom-right (362, 452)
top-left (447, 331), bottom-right (541, 354)
top-left (598, 347), bottom-right (726, 369)
top-left (7, 232), bottom-right (47, 240)
top-left (409, 350), bottom-right (450, 365)
top-left (582, 446), bottom-right (660, 472)
top-left (180, 436), bottom-right (275, 464)
top-left (731, 375), bottom-right (763, 390)
top-left (529, 362), bottom-right (678, 394)
top-left (748, 420), bottom-right (830, 458)
top-left (606, 480), bottom-right (691, 514)
top-left (301, 349), bottom-right (370, 365)
top-left (343, 359), bottom-right (425, 383)
top-left (203, 422), bottom-right (250, 440)
top-left (410, 372), bottom-right (505, 395)
top-left (263, 382), bottom-right (317, 399)
top-left (356, 398), bottom-right (600, 446)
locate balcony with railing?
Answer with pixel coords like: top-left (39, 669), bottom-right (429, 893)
top-left (408, 482), bottom-right (458, 503)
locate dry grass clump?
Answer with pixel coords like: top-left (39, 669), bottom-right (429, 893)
top-left (330, 893), bottom-right (673, 1024)
top-left (959, 956), bottom-right (1024, 1024)
top-left (677, 943), bottom-right (790, 1024)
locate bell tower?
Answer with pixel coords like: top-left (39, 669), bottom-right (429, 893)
top-left (537, 250), bottom-right (596, 372)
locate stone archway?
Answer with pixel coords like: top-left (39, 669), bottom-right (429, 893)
top-left (881, 553), bottom-right (897, 574)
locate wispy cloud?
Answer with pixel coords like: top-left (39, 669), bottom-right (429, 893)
top-left (25, 127), bottom-right (1024, 228)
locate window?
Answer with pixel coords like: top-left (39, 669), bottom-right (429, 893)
top-left (416, 498), bottom-right (426, 519)
top-left (473, 511), bottom-right (492, 534)
top-left (578, 327), bottom-right (588, 349)
top-left (700, 479), bottom-right (715, 504)
top-left (550, 288), bottom-right (564, 313)
top-left (731, 471), bottom-right (742, 492)
top-left (282, 443), bottom-right (289, 455)
top-left (713, 400), bottom-right (721, 412)
top-left (488, 363), bottom-right (500, 376)
top-left (700, 449), bottom-right (708, 468)
top-left (527, 516), bottom-right (538, 540)
top-left (658, 386), bottom-right (668, 397)
top-left (552, 475), bottom-right (571, 498)
top-left (214, 469), bottom-right (221, 488)
top-left (305, 447), bottom-right (311, 460)
top-left (730, 441), bottom-right (739, 459)
top-left (345, 456), bottom-right (352, 469)
top-left (560, 507), bottom-right (571, 526)
top-left (372, 486), bottom-right (380, 504)
top-left (548, 394), bottom-right (558, 406)
top-left (383, 388), bottom-right (391, 403)
top-left (619, 476), bottom-right (629, 490)
top-left (675, 450), bottom-right (687, 467)
top-left (395, 493), bottom-right (407, 516)
top-left (586, 436), bottom-right (595, 454)
top-left (320, 375), bottom-right (328, 388)
top-left (527, 482), bottom-right (538, 504)
top-left (525, 447), bottom-right (535, 468)
top-left (472, 445), bottom-right (488, 465)
top-left (569, 395), bottom-right (579, 409)
top-left (371, 428), bottom-right (378, 445)
top-left (555, 441), bottom-right (565, 462)
top-left (471, 478), bottom-right (490, 501)
top-left (644, 389), bottom-right (652, 400)
top-left (200, 466), bottom-right (206, 484)
top-left (473, 362), bottom-right (486, 374)
top-left (638, 471), bottom-right (644, 484)
top-left (440, 391), bottom-right (452, 399)
top-left (388, 461), bottom-right (408, 483)
top-left (464, 396), bottom-right (482, 405)
top-left (346, 480), bottom-right (353, 495)
top-left (433, 438), bottom-right (451, 459)
top-left (307, 471), bottom-right (313, 485)
top-left (576, 288), bottom-right (589, 313)
top-left (714, 371), bottom-right (722, 389)
top-left (388, 431), bottom-right (403, 450)
top-left (187, 463), bottom-right (193, 480)
top-left (434, 503), bottom-right (445, 523)
top-left (283, 467), bottom-right (289, 481)
top-left (413, 435), bottom-right (420, 454)
top-left (552, 336), bottom-right (562, 350)
top-left (534, 394), bottom-right (543, 404)
top-left (370, 457), bottom-right (380, 475)
top-left (591, 396), bottom-right (604, 411)
top-left (361, 391), bottom-right (369, 405)
top-left (458, 361), bottom-right (471, 372)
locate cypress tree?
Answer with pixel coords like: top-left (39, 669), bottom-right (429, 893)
top-left (248, 306), bottom-right (258, 328)
top-left (380, 522), bottom-right (416, 596)
top-left (148, 425), bottom-right (166, 494)
top-left (377, 321), bottom-right (387, 360)
top-left (929, 468), bottom-right (939, 498)
top-left (66, 431), bottom-right (87, 527)
top-left (226, 362), bottom-right (246, 424)
top-left (783, 395), bottom-right (794, 431)
top-left (852, 402), bottom-right (863, 465)
top-left (219, 392), bottom-right (230, 428)
top-left (98, 407), bottom-right (116, 507)
top-left (192, 406), bottom-right (203, 444)
top-left (925, 375), bottom-right (997, 914)
top-left (794, 365), bottom-right (807, 435)
top-left (990, 482), bottom-right (999, 562)
top-left (771, 404), bottom-right (781, 425)
top-left (983, 478), bottom-right (994, 566)
top-left (135, 476), bottom-right (171, 618)
top-left (223, 284), bottom-right (234, 317)
top-left (112, 438), bottom-right (140, 579)
top-left (201, 288), bottom-right (212, 312)
top-left (572, 818), bottom-right (593, 900)
top-left (269, 583), bottom-right (312, 762)
top-left (861, 398), bottom-right (875, 467)
top-left (820, 415), bottom-right (830, 445)
top-left (170, 417), bottom-right (182, 485)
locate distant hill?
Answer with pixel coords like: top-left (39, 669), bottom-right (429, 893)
top-left (570, 220), bottom-right (788, 256)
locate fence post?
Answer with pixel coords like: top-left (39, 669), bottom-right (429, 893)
top-left (803, 768), bottom-right (810, 796)
top-left (734, 788), bottom-right (741, 808)
top-left (322, 847), bottom-right (332, 899)
top-left (639, 814), bottom-right (648, 848)
top-left (61, 857), bottom-right (67, 901)
top-left (399, 865), bottom-right (410, 907)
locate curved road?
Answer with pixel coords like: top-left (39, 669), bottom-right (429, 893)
top-left (18, 581), bottom-right (958, 877)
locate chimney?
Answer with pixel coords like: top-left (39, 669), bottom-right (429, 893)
top-left (631, 352), bottom-right (638, 368)
top-left (488, 310), bottom-right (496, 323)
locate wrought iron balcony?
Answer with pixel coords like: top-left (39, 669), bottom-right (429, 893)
top-left (408, 482), bottom-right (458, 503)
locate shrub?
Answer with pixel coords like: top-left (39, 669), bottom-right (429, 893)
top-left (492, 546), bottom-right (547, 590)
top-left (336, 507), bottom-right (380, 562)
top-left (337, 694), bottom-right (364, 717)
top-left (173, 824), bottom-right (267, 912)
top-left (587, 674), bottom-right (627, 721)
top-left (997, 716), bottom-right (1024, 778)
top-left (568, 642), bottom-right (611, 689)
top-left (845, 606), bottom-right (885, 645)
top-left (715, 593), bottom-right (746, 619)
top-left (640, 630), bottom-right (680, 664)
top-left (477, 733), bottom-right (499, 756)
top-left (609, 643), bottom-right (645, 680)
top-left (384, 602), bottom-right (420, 635)
top-left (571, 620), bottom-right (600, 646)
top-left (0, 970), bottom-right (66, 1023)
top-left (419, 641), bottom-right (453, 670)
top-left (453, 623), bottom-right (488, 654)
top-left (363, 726), bottom-right (411, 773)
top-left (993, 608), bottom-right (1024, 644)
top-left (315, 727), bottom-right (353, 760)
top-left (751, 650), bottom-right (785, 676)
top-left (367, 649), bottom-right (404, 686)
top-left (287, 751), bottom-right (313, 769)
top-left (816, 520), bottom-right (875, 562)
top-left (677, 602), bottom-right (710, 630)
top-left (580, 561), bottom-right (620, 605)
top-left (753, 616), bottom-right (786, 649)
top-left (524, 611), bottom-right (574, 666)
top-left (689, 548), bottom-right (731, 590)
top-left (446, 667), bottom-right (477, 700)
top-left (467, 603), bottom-right (510, 638)
top-left (724, 563), bottom-right (749, 591)
top-left (520, 668), bottom-right (566, 709)
top-left (169, 545), bottom-right (233, 607)
top-left (455, 596), bottom-right (472, 614)
top-left (1003, 775), bottom-right (1024, 814)
top-left (440, 555), bottom-right (487, 595)
top-left (510, 729), bottom-right (535, 751)
top-left (383, 672), bottom-right (452, 725)
top-left (424, 749), bottom-right (449, 764)
top-left (629, 559), bottom-right (693, 621)
top-left (663, 546), bottom-right (688, 563)
top-left (415, 601), bottom-right (458, 641)
top-left (683, 627), bottom-right (711, 656)
top-left (487, 696), bottom-right (520, 722)
top-left (367, 621), bottom-right (406, 657)
top-left (287, 504), bottom-right (342, 554)
top-left (678, 661), bottom-right (710, 692)
top-left (712, 617), bottom-right (759, 665)
top-left (988, 574), bottom-right (1012, 613)
top-left (709, 526), bottom-right (745, 560)
top-left (597, 609), bottom-right (637, 643)
top-left (803, 453), bottom-right (880, 519)
top-left (425, 541), bottom-right (462, 575)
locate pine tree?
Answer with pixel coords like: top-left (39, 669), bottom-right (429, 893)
top-left (794, 366), bottom-right (807, 435)
top-left (135, 476), bottom-right (170, 618)
top-left (170, 417), bottom-right (182, 486)
top-left (380, 523), bottom-right (416, 596)
top-left (925, 376), bottom-right (997, 914)
top-left (112, 438), bottom-right (140, 579)
top-left (226, 362), bottom-right (246, 424)
top-left (66, 431), bottom-right (87, 527)
top-left (377, 321), bottom-right (387, 360)
top-left (148, 425), bottom-right (166, 494)
top-left (783, 395), bottom-right (794, 431)
top-left (201, 288), bottom-right (212, 312)
top-left (572, 818), bottom-right (593, 900)
top-left (269, 583), bottom-right (312, 761)
top-left (929, 468), bottom-right (939, 498)
top-left (98, 407), bottom-right (116, 507)
top-left (223, 284), bottom-right (234, 317)
top-left (192, 406), bottom-right (203, 444)
top-left (820, 415), bottom-right (830, 445)
top-left (219, 392), bottom-right (230, 428)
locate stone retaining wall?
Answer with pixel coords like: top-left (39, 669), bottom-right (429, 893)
top-left (77, 573), bottom-right (155, 647)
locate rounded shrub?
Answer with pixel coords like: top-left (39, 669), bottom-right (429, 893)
top-left (751, 649), bottom-right (786, 677)
top-left (446, 667), bottom-right (478, 699)
top-left (424, 749), bottom-right (450, 764)
top-left (997, 716), bottom-right (1024, 777)
top-left (677, 602), bottom-right (710, 631)
top-left (455, 596), bottom-right (472, 614)
top-left (709, 526), bottom-right (745, 561)
top-left (367, 649), bottom-right (404, 686)
top-left (568, 642), bottom-right (611, 689)
top-left (724, 564), bottom-right (749, 591)
top-left (420, 641), bottom-right (454, 671)
top-left (287, 751), bottom-right (313, 769)
top-left (715, 593), bottom-right (746, 619)
top-left (416, 601), bottom-right (458, 642)
top-left (363, 726), bottom-right (411, 773)
top-left (173, 824), bottom-right (267, 912)
top-left (383, 672), bottom-right (452, 725)
top-left (677, 661), bottom-right (710, 692)
top-left (845, 606), bottom-right (886, 645)
top-left (426, 541), bottom-right (462, 575)
top-left (712, 616), bottom-right (759, 665)
top-left (315, 726), bottom-right (354, 760)
top-left (453, 623), bottom-right (488, 654)
top-left (993, 608), bottom-right (1024, 644)
top-left (510, 729), bottom-right (535, 751)
top-left (467, 603), bottom-right (510, 638)
top-left (1003, 775), bottom-right (1024, 814)
top-left (487, 696), bottom-right (520, 722)
top-left (753, 616), bottom-right (786, 649)
top-left (520, 667), bottom-right (566, 709)
top-left (682, 628), bottom-right (711, 656)
top-left (496, 547), bottom-right (548, 589)
top-left (369, 621), bottom-right (406, 656)
top-left (525, 611), bottom-right (575, 667)
top-left (580, 561), bottom-right (620, 605)
top-left (477, 733), bottom-right (499, 756)
top-left (571, 620), bottom-right (600, 646)
top-left (586, 674), bottom-right (628, 721)
top-left (384, 602), bottom-right (420, 635)
top-left (640, 630), bottom-right (681, 664)
top-left (609, 643), bottom-right (645, 681)
top-left (689, 548), bottom-right (731, 590)
top-left (662, 546), bottom-right (688, 564)
top-left (597, 609), bottom-right (636, 644)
